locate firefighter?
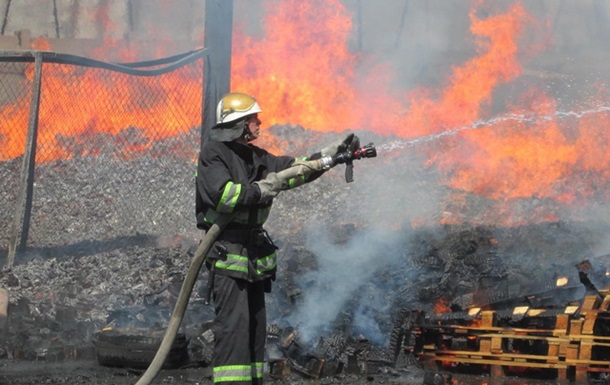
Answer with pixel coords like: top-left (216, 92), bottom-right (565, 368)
top-left (195, 92), bottom-right (352, 384)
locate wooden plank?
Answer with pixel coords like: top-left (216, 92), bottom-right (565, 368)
top-left (570, 320), bottom-right (583, 336)
top-left (491, 337), bottom-right (503, 353)
top-left (477, 333), bottom-right (566, 341)
top-left (565, 342), bottom-right (579, 380)
top-left (582, 295), bottom-right (601, 311)
top-left (575, 366), bottom-right (588, 382)
top-left (566, 344), bottom-right (579, 359)
top-left (578, 342), bottom-right (592, 361)
top-left (582, 313), bottom-right (597, 334)
top-left (426, 355), bottom-right (567, 369)
top-left (554, 314), bottom-right (569, 336)
top-left (481, 311), bottom-right (495, 327)
top-left (479, 338), bottom-right (491, 353)
top-left (558, 341), bottom-right (568, 357)
top-left (587, 367), bottom-right (610, 373)
top-left (546, 348), bottom-right (559, 364)
top-left (568, 335), bottom-right (610, 342)
top-left (566, 358), bottom-right (610, 366)
top-left (429, 324), bottom-right (557, 334)
top-left (490, 364), bottom-right (504, 378)
top-left (434, 350), bottom-right (563, 362)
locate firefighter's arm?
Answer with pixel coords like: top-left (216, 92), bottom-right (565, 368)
top-left (254, 154), bottom-right (322, 202)
top-left (255, 156), bottom-right (334, 202)
top-left (267, 133), bottom-right (376, 190)
top-left (253, 133), bottom-right (366, 201)
top-left (254, 172), bottom-right (285, 203)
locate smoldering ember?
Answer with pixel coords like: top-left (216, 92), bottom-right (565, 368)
top-left (2, 125), bottom-right (610, 385)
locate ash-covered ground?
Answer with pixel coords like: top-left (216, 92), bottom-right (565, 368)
top-left (1, 126), bottom-right (610, 385)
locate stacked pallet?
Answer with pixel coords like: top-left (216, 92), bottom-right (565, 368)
top-left (416, 293), bottom-right (610, 382)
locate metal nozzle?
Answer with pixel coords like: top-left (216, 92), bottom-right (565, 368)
top-left (332, 143), bottom-right (377, 165)
top-left (353, 143), bottom-right (376, 159)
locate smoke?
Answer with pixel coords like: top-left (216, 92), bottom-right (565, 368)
top-left (287, 222), bottom-right (411, 345)
top-left (347, 139), bottom-right (448, 227)
top-left (279, 135), bottom-right (450, 346)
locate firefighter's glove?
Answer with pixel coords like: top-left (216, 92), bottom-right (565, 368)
top-left (255, 172), bottom-right (285, 203)
top-left (320, 133), bottom-right (355, 157)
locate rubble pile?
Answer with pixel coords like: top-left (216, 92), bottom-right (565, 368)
top-left (1, 219), bottom-right (607, 377)
top-left (0, 244), bottom-right (205, 360)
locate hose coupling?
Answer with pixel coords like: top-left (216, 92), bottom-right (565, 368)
top-left (320, 155), bottom-right (335, 170)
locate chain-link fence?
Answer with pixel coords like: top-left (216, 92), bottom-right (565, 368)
top-left (0, 49), bottom-right (207, 267)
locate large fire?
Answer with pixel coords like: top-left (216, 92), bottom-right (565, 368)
top-left (1, 0), bottom-right (609, 226)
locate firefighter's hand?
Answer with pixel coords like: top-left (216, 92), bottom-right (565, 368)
top-left (320, 133), bottom-right (355, 157)
top-left (255, 172), bottom-right (284, 202)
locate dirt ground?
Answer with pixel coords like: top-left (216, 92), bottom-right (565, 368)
top-left (0, 358), bottom-right (427, 385)
top-left (0, 359), bottom-right (564, 385)
top-left (0, 360), bottom-right (214, 385)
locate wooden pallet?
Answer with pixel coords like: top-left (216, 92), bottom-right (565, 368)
top-left (416, 294), bottom-right (610, 382)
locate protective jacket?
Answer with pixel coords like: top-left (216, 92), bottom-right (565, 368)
top-left (196, 139), bottom-right (322, 283)
top-left (196, 137), bottom-right (325, 385)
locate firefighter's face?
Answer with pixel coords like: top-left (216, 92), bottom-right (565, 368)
top-left (244, 113), bottom-right (261, 141)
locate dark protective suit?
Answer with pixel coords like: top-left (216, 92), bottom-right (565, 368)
top-left (196, 139), bottom-right (323, 384)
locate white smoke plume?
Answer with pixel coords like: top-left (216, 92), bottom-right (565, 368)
top-left (287, 222), bottom-right (407, 345)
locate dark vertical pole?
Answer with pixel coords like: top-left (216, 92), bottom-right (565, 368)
top-left (202, 0), bottom-right (233, 148)
top-left (6, 52), bottom-right (43, 269)
top-left (394, 0), bottom-right (409, 49)
top-left (1, 0), bottom-right (12, 35)
top-left (356, 0), bottom-right (363, 51)
top-left (52, 0), bottom-right (60, 38)
top-left (127, 0), bottom-right (134, 32)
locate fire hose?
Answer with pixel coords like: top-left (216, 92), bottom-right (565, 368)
top-left (134, 138), bottom-right (376, 385)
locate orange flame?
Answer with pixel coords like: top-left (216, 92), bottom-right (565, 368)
top-left (434, 298), bottom-right (452, 314)
top-left (232, 0), bottom-right (372, 131)
top-left (31, 37), bottom-right (51, 51)
top-left (0, 64), bottom-right (201, 162)
top-left (232, 0), bottom-right (588, 226)
top-left (232, 1), bottom-right (528, 139)
top-left (2, 1), bottom-right (610, 227)
top-left (402, 4), bottom-right (528, 137)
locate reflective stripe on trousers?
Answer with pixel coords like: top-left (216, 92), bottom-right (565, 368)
top-left (213, 362), bottom-right (264, 383)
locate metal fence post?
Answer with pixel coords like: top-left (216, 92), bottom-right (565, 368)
top-left (202, 0), bottom-right (233, 147)
top-left (6, 51), bottom-right (42, 269)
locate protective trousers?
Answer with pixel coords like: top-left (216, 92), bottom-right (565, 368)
top-left (212, 274), bottom-right (266, 384)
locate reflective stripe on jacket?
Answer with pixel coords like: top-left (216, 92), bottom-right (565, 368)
top-left (208, 238), bottom-right (277, 282)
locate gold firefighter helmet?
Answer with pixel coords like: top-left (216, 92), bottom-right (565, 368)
top-left (216, 92), bottom-right (262, 125)
top-left (209, 92), bottom-right (262, 142)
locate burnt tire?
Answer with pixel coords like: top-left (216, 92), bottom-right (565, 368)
top-left (94, 331), bottom-right (190, 369)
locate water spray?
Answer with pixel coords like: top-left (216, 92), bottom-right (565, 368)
top-left (376, 105), bottom-right (610, 155)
